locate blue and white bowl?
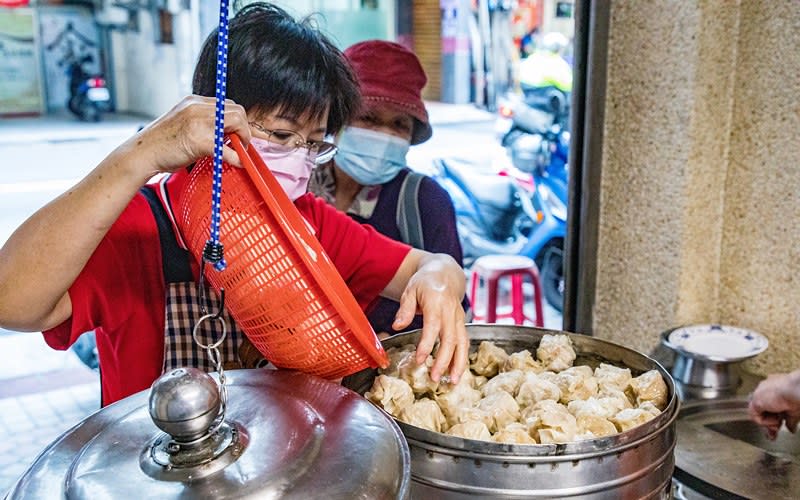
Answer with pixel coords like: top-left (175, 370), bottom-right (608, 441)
top-left (661, 324), bottom-right (769, 395)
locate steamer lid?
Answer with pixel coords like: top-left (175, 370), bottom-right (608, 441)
top-left (7, 369), bottom-right (410, 499)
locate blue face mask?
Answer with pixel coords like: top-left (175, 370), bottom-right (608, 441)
top-left (335, 126), bottom-right (410, 186)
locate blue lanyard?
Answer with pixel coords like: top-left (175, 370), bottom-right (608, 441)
top-left (203, 0), bottom-right (230, 272)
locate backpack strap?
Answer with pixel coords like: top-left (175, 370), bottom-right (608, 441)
top-left (396, 171), bottom-right (426, 249)
top-left (140, 185), bottom-right (193, 283)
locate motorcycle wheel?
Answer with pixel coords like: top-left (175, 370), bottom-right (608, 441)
top-left (68, 95), bottom-right (82, 117)
top-left (540, 244), bottom-right (564, 312)
top-left (81, 104), bottom-right (101, 122)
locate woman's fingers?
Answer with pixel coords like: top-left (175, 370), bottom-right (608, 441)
top-left (429, 314), bottom-right (454, 383)
top-left (223, 100), bottom-right (251, 147)
top-left (416, 312), bottom-right (440, 371)
top-left (221, 144), bottom-right (243, 168)
top-left (449, 320), bottom-right (469, 383)
top-left (786, 414), bottom-right (799, 433)
top-left (393, 288), bottom-right (418, 332)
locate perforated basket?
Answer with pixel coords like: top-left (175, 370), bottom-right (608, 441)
top-left (176, 135), bottom-right (389, 378)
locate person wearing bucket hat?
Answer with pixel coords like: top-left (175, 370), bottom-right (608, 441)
top-left (309, 40), bottom-right (467, 337)
top-left (0, 4), bottom-right (469, 407)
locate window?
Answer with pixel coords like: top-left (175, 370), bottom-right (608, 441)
top-left (555, 2), bottom-right (573, 19)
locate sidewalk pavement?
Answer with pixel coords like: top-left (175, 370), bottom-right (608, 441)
top-left (0, 109), bottom-right (150, 145)
top-left (0, 332), bottom-right (100, 495)
top-left (425, 100), bottom-right (495, 126)
top-left (0, 101), bottom-right (493, 144)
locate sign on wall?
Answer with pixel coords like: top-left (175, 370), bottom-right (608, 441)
top-left (0, 7), bottom-right (44, 115)
top-left (38, 5), bottom-right (101, 112)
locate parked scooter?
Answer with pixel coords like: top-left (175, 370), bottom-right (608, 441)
top-left (491, 92), bottom-right (570, 312)
top-left (66, 53), bottom-right (110, 122)
top-left (431, 153), bottom-right (567, 312)
top-left (497, 94), bottom-right (569, 204)
top-left (433, 158), bottom-right (537, 265)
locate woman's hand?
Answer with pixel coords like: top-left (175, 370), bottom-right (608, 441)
top-left (391, 252), bottom-right (469, 384)
top-left (130, 95), bottom-right (252, 177)
top-left (748, 370), bottom-right (800, 440)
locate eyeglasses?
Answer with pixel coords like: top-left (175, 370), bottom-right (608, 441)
top-left (249, 122), bottom-right (338, 165)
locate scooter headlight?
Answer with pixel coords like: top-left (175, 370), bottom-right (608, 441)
top-left (537, 183), bottom-right (567, 221)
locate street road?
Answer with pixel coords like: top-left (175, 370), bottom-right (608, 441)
top-left (0, 113), bottom-right (504, 246)
top-left (0, 115), bottom-right (147, 245)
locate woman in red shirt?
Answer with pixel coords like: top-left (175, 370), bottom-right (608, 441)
top-left (0, 3), bottom-right (468, 406)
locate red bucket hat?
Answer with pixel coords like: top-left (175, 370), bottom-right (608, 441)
top-left (344, 40), bottom-right (432, 145)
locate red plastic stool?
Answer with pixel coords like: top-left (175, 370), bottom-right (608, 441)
top-left (469, 255), bottom-right (545, 327)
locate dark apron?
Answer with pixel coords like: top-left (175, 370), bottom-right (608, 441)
top-left (141, 181), bottom-right (267, 372)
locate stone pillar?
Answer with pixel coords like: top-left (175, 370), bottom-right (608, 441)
top-left (589, 0), bottom-right (800, 374)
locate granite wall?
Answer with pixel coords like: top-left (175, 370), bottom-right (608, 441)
top-left (591, 0), bottom-right (799, 374)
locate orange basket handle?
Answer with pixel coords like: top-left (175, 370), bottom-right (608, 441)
top-left (228, 134), bottom-right (389, 369)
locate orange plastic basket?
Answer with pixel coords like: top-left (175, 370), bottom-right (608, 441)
top-left (176, 134), bottom-right (389, 378)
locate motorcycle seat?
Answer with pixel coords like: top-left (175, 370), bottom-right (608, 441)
top-left (442, 160), bottom-right (517, 210)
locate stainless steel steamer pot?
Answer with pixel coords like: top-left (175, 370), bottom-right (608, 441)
top-left (344, 325), bottom-right (679, 499)
top-left (7, 369), bottom-right (411, 499)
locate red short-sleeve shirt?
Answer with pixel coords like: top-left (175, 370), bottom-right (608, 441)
top-left (43, 170), bottom-right (411, 405)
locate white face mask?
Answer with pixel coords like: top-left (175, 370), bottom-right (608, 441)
top-left (334, 127), bottom-right (410, 186)
top-left (249, 137), bottom-right (315, 201)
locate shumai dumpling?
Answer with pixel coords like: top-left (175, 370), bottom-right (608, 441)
top-left (637, 401), bottom-right (662, 417)
top-left (398, 397), bottom-right (447, 433)
top-left (536, 420), bottom-right (577, 444)
top-left (567, 395), bottom-right (630, 420)
top-left (520, 399), bottom-right (564, 424)
top-left (451, 406), bottom-right (495, 430)
top-left (536, 370), bottom-right (561, 384)
top-left (596, 385), bottom-right (635, 406)
top-left (594, 363), bottom-right (632, 393)
top-left (522, 400), bottom-right (578, 444)
top-left (480, 369), bottom-right (525, 397)
top-left (437, 365), bottom-right (477, 389)
top-left (446, 420), bottom-right (492, 441)
top-left (501, 350), bottom-right (545, 374)
top-left (536, 334), bottom-right (577, 372)
top-left (470, 341), bottom-right (509, 377)
top-left (492, 422), bottom-right (537, 445)
top-left (611, 407), bottom-right (659, 432)
top-left (575, 414), bottom-right (618, 439)
top-left (397, 351), bottom-right (439, 395)
top-left (627, 370), bottom-right (668, 410)
top-left (434, 377), bottom-right (483, 426)
top-left (516, 372), bottom-right (562, 408)
top-left (381, 344), bottom-right (417, 377)
top-left (477, 391), bottom-right (521, 432)
top-left (365, 375), bottom-right (415, 416)
top-left (554, 365), bottom-right (598, 403)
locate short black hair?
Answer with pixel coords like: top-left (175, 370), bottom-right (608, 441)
top-left (192, 2), bottom-right (360, 134)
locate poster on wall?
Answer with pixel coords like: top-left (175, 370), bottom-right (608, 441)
top-left (0, 7), bottom-right (44, 115)
top-left (38, 5), bottom-right (101, 113)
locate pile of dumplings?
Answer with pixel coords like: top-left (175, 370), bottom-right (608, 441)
top-left (365, 334), bottom-right (668, 445)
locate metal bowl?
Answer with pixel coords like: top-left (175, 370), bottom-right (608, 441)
top-left (661, 325), bottom-right (768, 400)
top-left (344, 324), bottom-right (679, 499)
